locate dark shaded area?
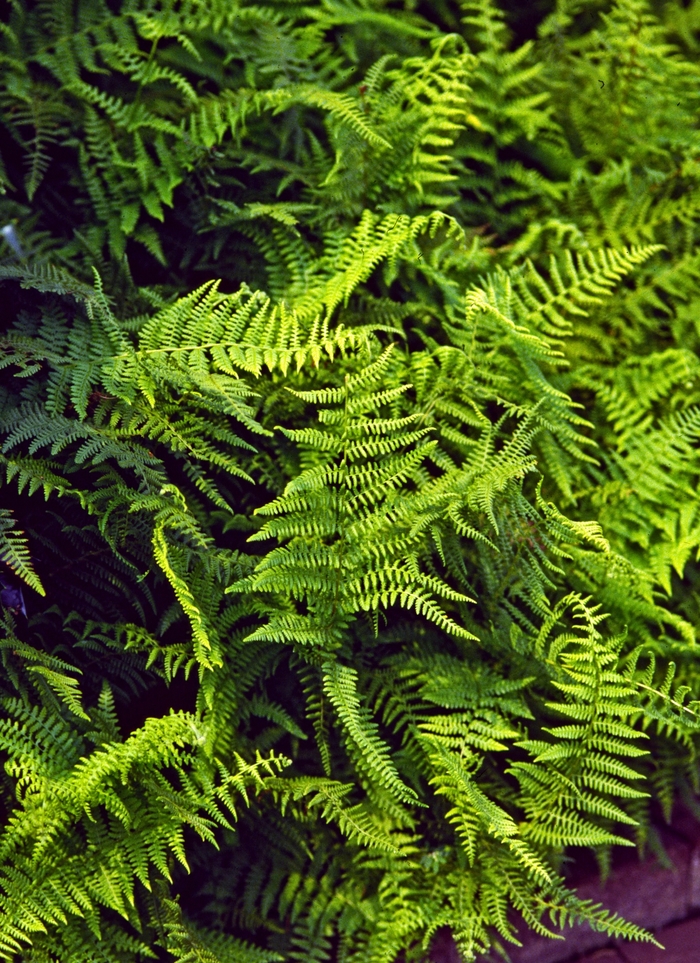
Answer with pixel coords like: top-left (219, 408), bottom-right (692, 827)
top-left (116, 671), bottom-right (200, 737)
top-left (504, 0), bottom-right (556, 45)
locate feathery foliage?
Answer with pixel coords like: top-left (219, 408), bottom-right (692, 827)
top-left (2, 0), bottom-right (700, 960)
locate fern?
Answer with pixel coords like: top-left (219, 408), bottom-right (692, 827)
top-left (3, 1), bottom-right (700, 961)
top-left (0, 509), bottom-right (44, 596)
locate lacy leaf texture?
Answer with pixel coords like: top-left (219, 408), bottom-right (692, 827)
top-left (2, 0), bottom-right (700, 960)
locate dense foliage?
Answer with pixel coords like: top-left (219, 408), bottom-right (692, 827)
top-left (2, 0), bottom-right (700, 960)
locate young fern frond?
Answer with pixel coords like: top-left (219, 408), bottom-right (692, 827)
top-left (0, 509), bottom-right (44, 595)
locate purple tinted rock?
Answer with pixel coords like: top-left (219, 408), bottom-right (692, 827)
top-left (617, 915), bottom-right (700, 962)
top-left (430, 806), bottom-right (700, 963)
top-left (430, 928), bottom-right (462, 963)
top-left (472, 834), bottom-right (693, 963)
top-left (583, 951), bottom-right (626, 962)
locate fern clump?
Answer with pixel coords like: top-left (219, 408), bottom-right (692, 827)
top-left (2, 1), bottom-right (700, 961)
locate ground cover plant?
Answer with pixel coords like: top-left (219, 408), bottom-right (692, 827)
top-left (2, 0), bottom-right (700, 960)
